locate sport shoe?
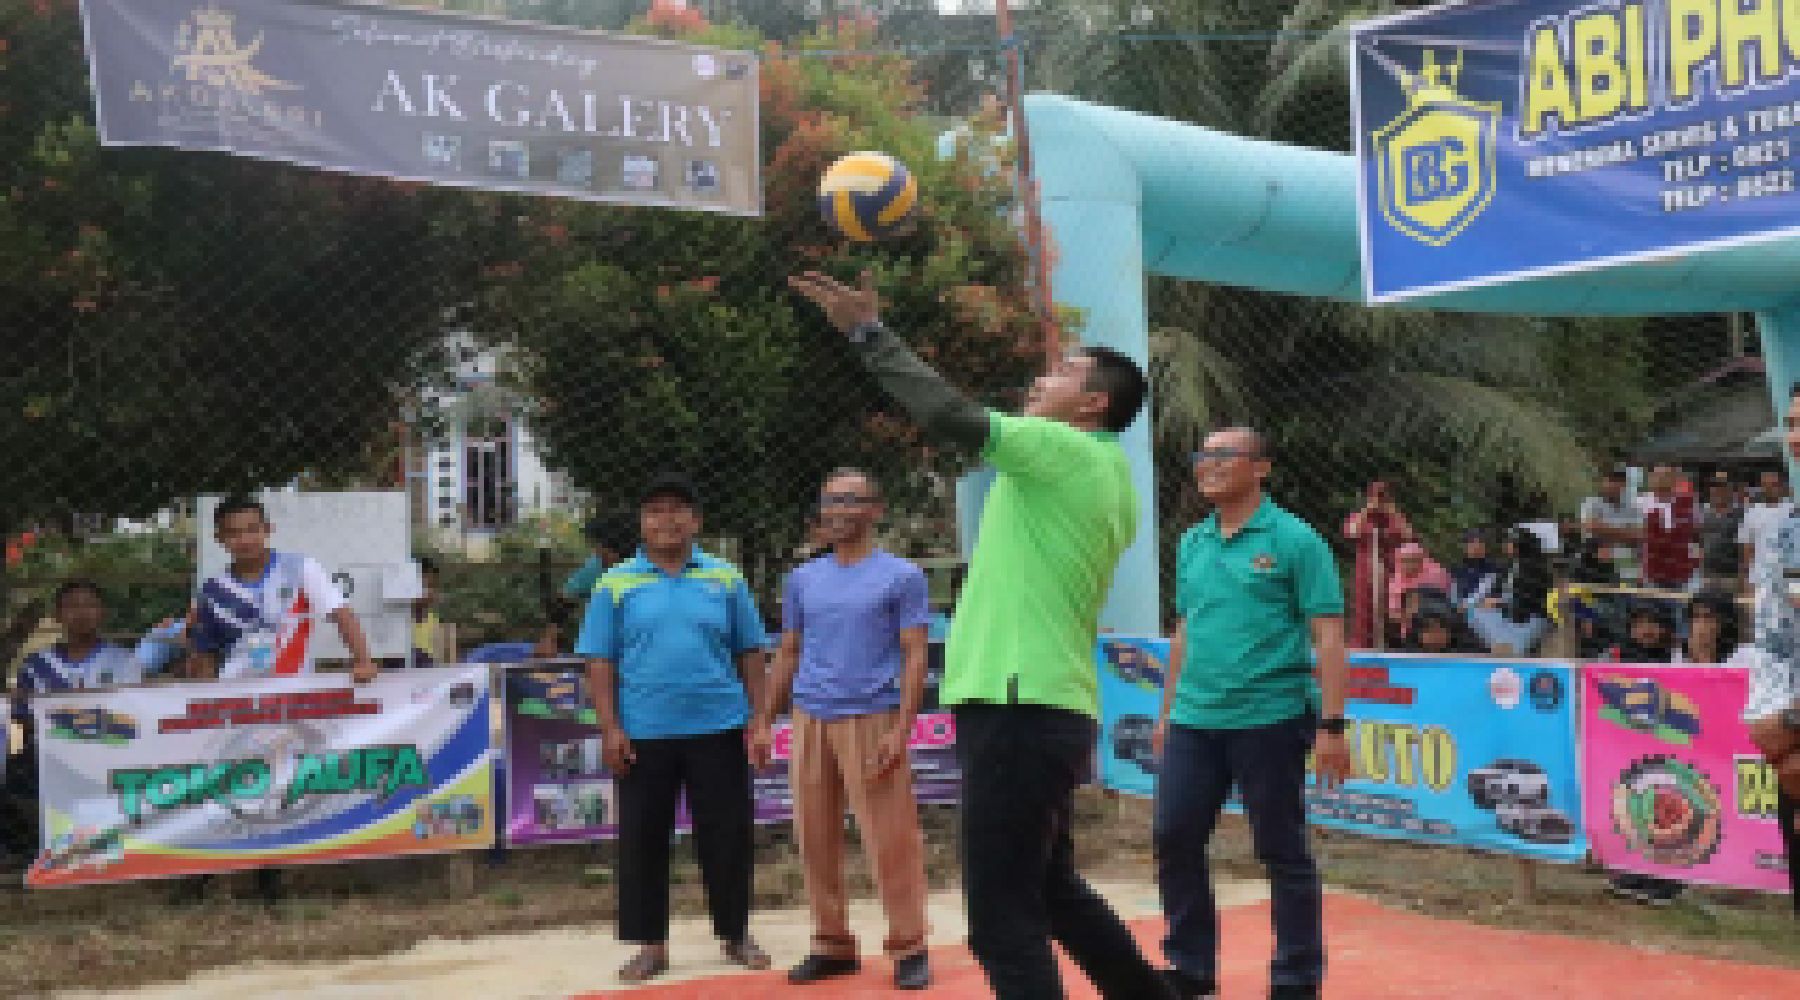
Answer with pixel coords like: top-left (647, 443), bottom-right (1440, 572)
top-left (895, 952), bottom-right (931, 990)
top-left (1270, 984), bottom-right (1321, 999)
top-left (1161, 967), bottom-right (1217, 998)
top-left (787, 954), bottom-right (860, 984)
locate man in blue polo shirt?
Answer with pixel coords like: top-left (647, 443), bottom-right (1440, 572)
top-left (578, 474), bottom-right (771, 984)
top-left (1153, 428), bottom-right (1351, 1000)
top-left (753, 467), bottom-right (933, 990)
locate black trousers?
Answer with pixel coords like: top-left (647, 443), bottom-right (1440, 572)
top-left (954, 704), bottom-right (1173, 1000)
top-left (1781, 785), bottom-right (1799, 916)
top-left (615, 727), bottom-right (753, 944)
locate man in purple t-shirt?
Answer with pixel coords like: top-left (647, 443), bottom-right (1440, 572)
top-left (751, 467), bottom-right (933, 991)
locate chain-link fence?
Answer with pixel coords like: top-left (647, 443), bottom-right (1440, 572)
top-left (1, 0), bottom-right (1769, 679)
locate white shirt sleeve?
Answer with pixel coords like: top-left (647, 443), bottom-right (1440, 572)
top-left (299, 557), bottom-right (349, 618)
top-left (1737, 507), bottom-right (1758, 545)
top-left (1739, 642), bottom-right (1796, 722)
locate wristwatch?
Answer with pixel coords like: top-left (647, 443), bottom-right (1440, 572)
top-left (848, 319), bottom-right (885, 344)
top-left (1317, 716), bottom-right (1349, 736)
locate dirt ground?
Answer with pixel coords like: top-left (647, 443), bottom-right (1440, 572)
top-left (2, 794), bottom-right (1794, 998)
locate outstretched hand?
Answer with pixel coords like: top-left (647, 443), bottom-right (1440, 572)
top-left (787, 270), bottom-right (881, 335)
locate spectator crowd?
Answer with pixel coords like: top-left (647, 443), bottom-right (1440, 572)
top-left (1342, 465), bottom-right (1792, 665)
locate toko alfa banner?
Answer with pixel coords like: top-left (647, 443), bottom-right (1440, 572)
top-left (28, 668), bottom-right (495, 887)
top-left (79, 0), bottom-right (760, 215)
top-left (503, 647), bottom-right (962, 846)
top-left (1099, 643), bottom-right (1588, 862)
top-left (1353, 0), bottom-right (1800, 303)
top-left (1581, 665), bottom-right (1790, 892)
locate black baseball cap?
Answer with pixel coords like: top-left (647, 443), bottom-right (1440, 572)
top-left (640, 473), bottom-right (701, 510)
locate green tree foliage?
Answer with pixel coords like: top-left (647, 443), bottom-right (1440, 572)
top-left (0, 0), bottom-right (458, 536)
top-left (1054, 1), bottom-right (1674, 561)
top-left (471, 13), bottom-right (1044, 581)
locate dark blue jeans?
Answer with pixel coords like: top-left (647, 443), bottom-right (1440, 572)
top-left (1154, 714), bottom-right (1324, 988)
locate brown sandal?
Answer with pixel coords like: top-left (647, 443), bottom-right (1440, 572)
top-left (722, 936), bottom-right (772, 971)
top-left (619, 947), bottom-right (670, 983)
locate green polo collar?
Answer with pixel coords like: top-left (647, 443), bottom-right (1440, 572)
top-left (1198, 494), bottom-right (1275, 540)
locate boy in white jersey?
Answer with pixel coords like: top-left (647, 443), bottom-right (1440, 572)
top-left (186, 497), bottom-right (377, 683)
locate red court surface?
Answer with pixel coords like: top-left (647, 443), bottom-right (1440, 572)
top-left (576, 895), bottom-right (1800, 999)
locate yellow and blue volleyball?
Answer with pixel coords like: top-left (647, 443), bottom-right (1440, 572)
top-left (818, 151), bottom-right (917, 241)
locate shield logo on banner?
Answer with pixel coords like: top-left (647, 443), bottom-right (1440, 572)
top-left (1373, 50), bottom-right (1499, 247)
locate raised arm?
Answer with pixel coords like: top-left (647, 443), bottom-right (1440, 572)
top-left (789, 270), bottom-right (989, 453)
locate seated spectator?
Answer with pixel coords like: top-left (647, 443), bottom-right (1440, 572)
top-left (1672, 590), bottom-right (1742, 665)
top-left (1612, 601), bottom-right (1677, 663)
top-left (1404, 605), bottom-right (1483, 655)
top-left (1468, 528), bottom-right (1552, 655)
top-left (1450, 528), bottom-right (1500, 609)
top-left (1388, 543), bottom-right (1451, 643)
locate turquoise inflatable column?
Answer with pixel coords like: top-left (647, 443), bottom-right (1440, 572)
top-left (1757, 307), bottom-right (1800, 481)
top-left (1027, 100), bottom-right (1160, 636)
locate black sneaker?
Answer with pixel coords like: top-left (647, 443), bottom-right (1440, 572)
top-left (787, 954), bottom-right (860, 985)
top-left (1161, 967), bottom-right (1217, 998)
top-left (1270, 984), bottom-right (1321, 999)
top-left (895, 953), bottom-right (931, 990)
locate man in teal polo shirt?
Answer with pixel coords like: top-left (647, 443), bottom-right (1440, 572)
top-left (790, 271), bottom-right (1173, 1000)
top-left (578, 474), bottom-right (771, 984)
top-left (1153, 428), bottom-right (1351, 1000)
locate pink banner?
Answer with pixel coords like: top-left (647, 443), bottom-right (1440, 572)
top-left (1581, 665), bottom-right (1790, 892)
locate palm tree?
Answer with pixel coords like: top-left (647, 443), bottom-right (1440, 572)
top-left (1058, 1), bottom-right (1603, 561)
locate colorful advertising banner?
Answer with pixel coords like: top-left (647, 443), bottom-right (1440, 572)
top-left (79, 0), bottom-right (761, 215)
top-left (1353, 1), bottom-right (1800, 303)
top-left (28, 668), bottom-right (495, 887)
top-left (1096, 636), bottom-right (1166, 798)
top-left (1098, 644), bottom-right (1588, 862)
top-left (502, 646), bottom-right (961, 846)
top-left (1581, 665), bottom-right (1790, 892)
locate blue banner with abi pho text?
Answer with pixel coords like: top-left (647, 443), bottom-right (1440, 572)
top-left (1353, 0), bottom-right (1800, 303)
top-left (1096, 643), bottom-right (1588, 862)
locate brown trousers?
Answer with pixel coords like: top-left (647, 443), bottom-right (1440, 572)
top-left (790, 708), bottom-right (930, 960)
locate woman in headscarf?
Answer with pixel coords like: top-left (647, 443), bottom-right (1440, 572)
top-left (1388, 542), bottom-right (1452, 642)
top-left (1343, 481), bottom-right (1415, 648)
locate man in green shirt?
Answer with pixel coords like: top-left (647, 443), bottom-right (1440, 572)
top-left (1153, 428), bottom-right (1351, 1000)
top-left (790, 271), bottom-right (1172, 1000)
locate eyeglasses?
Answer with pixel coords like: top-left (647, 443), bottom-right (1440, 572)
top-left (819, 493), bottom-right (877, 508)
top-left (1192, 448), bottom-right (1261, 463)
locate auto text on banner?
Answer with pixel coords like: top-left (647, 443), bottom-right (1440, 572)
top-left (1313, 656), bottom-right (1586, 861)
top-left (502, 644), bottom-right (962, 847)
top-left (1097, 645), bottom-right (1588, 862)
top-left (1352, 0), bottom-right (1800, 303)
top-left (27, 668), bottom-right (495, 887)
top-left (1581, 664), bottom-right (1790, 892)
top-left (78, 0), bottom-right (761, 215)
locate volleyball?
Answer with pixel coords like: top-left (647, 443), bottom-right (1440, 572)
top-left (817, 151), bottom-right (917, 241)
